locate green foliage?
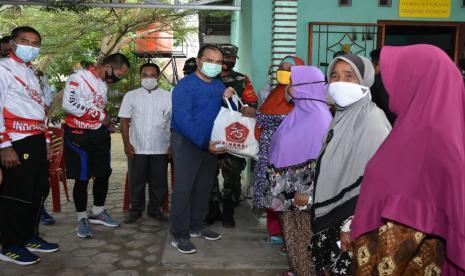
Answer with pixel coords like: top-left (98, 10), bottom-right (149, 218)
top-left (0, 6), bottom-right (195, 84)
top-left (0, 5), bottom-right (219, 121)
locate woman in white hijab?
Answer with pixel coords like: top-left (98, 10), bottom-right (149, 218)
top-left (305, 54), bottom-right (391, 275)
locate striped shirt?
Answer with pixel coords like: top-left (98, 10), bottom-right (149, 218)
top-left (118, 87), bottom-right (171, 155)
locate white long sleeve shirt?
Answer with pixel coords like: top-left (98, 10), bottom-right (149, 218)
top-left (118, 87), bottom-right (171, 155)
top-left (0, 54), bottom-right (48, 148)
top-left (62, 68), bottom-right (108, 129)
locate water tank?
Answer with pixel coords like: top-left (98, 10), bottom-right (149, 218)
top-left (135, 23), bottom-right (173, 53)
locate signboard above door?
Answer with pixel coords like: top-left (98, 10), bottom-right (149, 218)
top-left (399, 0), bottom-right (451, 18)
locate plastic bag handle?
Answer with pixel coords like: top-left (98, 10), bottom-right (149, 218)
top-left (234, 94), bottom-right (247, 108)
top-left (223, 96), bottom-right (234, 110)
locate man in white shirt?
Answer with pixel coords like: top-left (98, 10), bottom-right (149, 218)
top-left (118, 63), bottom-right (171, 223)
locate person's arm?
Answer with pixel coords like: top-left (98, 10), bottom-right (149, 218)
top-left (166, 95), bottom-right (173, 159)
top-left (0, 67), bottom-right (20, 168)
top-left (41, 74), bottom-right (53, 109)
top-left (62, 74), bottom-right (106, 122)
top-left (340, 216), bottom-right (354, 252)
top-left (171, 83), bottom-right (201, 146)
top-left (0, 67), bottom-right (12, 149)
top-left (117, 93), bottom-right (134, 158)
top-left (242, 75), bottom-right (258, 107)
top-left (120, 118), bottom-right (134, 158)
top-left (39, 74), bottom-right (53, 159)
top-left (240, 75), bottom-right (258, 117)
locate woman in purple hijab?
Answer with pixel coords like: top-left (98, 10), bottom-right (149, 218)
top-left (267, 66), bottom-right (332, 275)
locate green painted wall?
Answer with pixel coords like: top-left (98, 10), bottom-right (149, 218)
top-left (296, 0), bottom-right (465, 64)
top-left (231, 0), bottom-right (251, 78)
top-left (232, 0), bottom-right (272, 93)
top-left (233, 0), bottom-right (465, 90)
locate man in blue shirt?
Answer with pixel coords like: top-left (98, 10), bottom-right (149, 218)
top-left (170, 44), bottom-right (233, 254)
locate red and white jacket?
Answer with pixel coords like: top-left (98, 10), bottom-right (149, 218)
top-left (62, 67), bottom-right (108, 130)
top-left (0, 53), bottom-right (49, 149)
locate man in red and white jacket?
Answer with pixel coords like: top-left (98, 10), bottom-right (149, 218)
top-left (0, 26), bottom-right (59, 266)
top-left (62, 53), bottom-right (130, 238)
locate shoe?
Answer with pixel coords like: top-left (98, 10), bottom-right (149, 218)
top-left (262, 235), bottom-right (284, 245)
top-left (189, 228), bottom-right (222, 241)
top-left (25, 237), bottom-right (59, 253)
top-left (171, 238), bottom-right (197, 254)
top-left (205, 200), bottom-right (222, 225)
top-left (40, 208), bottom-right (56, 225)
top-left (222, 197), bottom-right (235, 228)
top-left (124, 212), bottom-right (141, 224)
top-left (222, 216), bottom-right (236, 228)
top-left (278, 246), bottom-right (288, 256)
top-left (76, 218), bottom-right (93, 238)
top-left (89, 210), bottom-right (120, 227)
top-left (147, 209), bottom-right (168, 222)
top-left (0, 246), bottom-right (40, 265)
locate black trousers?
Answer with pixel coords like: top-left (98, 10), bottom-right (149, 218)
top-left (170, 132), bottom-right (217, 239)
top-left (64, 125), bottom-right (112, 212)
top-left (209, 154), bottom-right (246, 203)
top-left (219, 154), bottom-right (246, 199)
top-left (128, 154), bottom-right (168, 215)
top-left (64, 125), bottom-right (112, 180)
top-left (73, 176), bottom-right (109, 212)
top-left (0, 134), bottom-right (49, 249)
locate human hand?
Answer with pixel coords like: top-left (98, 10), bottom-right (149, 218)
top-left (209, 141), bottom-right (227, 155)
top-left (224, 87), bottom-right (235, 99)
top-left (124, 143), bottom-right (135, 158)
top-left (108, 124), bottom-right (116, 133)
top-left (1, 147), bottom-right (20, 168)
top-left (241, 106), bottom-right (256, 118)
top-left (293, 193), bottom-right (310, 207)
top-left (103, 113), bottom-right (111, 128)
top-left (340, 231), bottom-right (353, 252)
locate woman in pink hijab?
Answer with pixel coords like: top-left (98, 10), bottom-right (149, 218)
top-left (352, 44), bottom-right (465, 275)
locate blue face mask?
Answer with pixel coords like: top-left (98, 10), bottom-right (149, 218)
top-left (200, 62), bottom-right (222, 78)
top-left (15, 44), bottom-right (40, 62)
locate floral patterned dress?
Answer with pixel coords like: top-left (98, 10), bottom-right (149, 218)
top-left (267, 161), bottom-right (316, 212)
top-left (253, 111), bottom-right (286, 209)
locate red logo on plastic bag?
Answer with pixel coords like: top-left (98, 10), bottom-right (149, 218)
top-left (225, 122), bottom-right (249, 144)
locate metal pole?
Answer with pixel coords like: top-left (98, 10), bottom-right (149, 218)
top-left (0, 1), bottom-right (241, 10)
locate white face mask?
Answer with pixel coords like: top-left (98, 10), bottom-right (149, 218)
top-left (141, 78), bottom-right (158, 91)
top-left (327, 81), bottom-right (370, 107)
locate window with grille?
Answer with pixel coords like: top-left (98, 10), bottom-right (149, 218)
top-left (339, 0), bottom-right (352, 7)
top-left (379, 0), bottom-right (392, 7)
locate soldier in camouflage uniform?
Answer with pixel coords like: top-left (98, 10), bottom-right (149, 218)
top-left (205, 44), bottom-right (258, 228)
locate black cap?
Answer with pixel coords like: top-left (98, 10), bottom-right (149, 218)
top-left (219, 44), bottom-right (239, 58)
top-left (183, 57), bottom-right (197, 75)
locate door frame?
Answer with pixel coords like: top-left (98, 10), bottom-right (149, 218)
top-left (378, 20), bottom-right (465, 62)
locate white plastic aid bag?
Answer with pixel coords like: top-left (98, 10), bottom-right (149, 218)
top-left (211, 95), bottom-right (259, 160)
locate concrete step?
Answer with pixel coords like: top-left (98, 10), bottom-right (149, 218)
top-left (161, 203), bottom-right (289, 273)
